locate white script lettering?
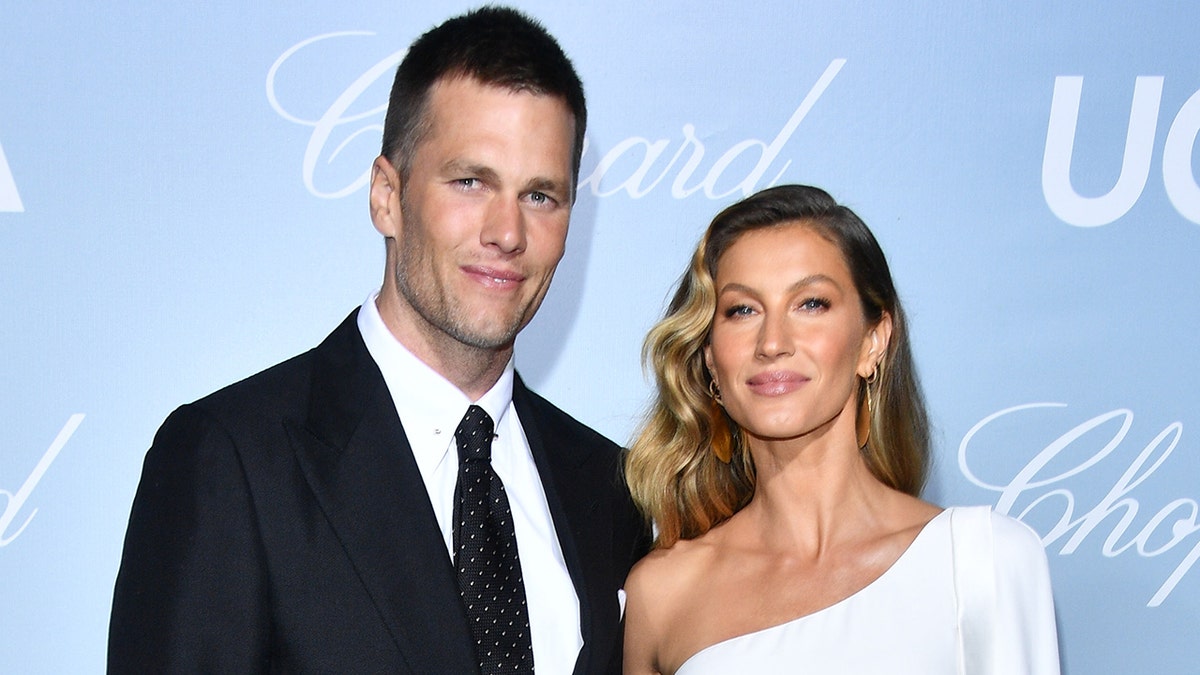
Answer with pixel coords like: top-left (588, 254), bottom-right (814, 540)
top-left (1042, 76), bottom-right (1200, 226)
top-left (959, 403), bottom-right (1197, 606)
top-left (267, 31), bottom-right (396, 199)
top-left (578, 59), bottom-right (845, 199)
top-left (0, 414), bottom-right (84, 546)
top-left (268, 32), bottom-right (844, 201)
top-left (0, 139), bottom-right (24, 213)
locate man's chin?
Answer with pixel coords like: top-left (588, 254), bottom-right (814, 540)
top-left (448, 318), bottom-right (523, 352)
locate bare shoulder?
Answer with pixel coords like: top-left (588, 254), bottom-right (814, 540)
top-left (626, 536), bottom-right (716, 609)
top-left (623, 535), bottom-right (722, 675)
top-left (879, 492), bottom-right (944, 538)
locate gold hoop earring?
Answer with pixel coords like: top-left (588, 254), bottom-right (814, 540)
top-left (709, 379), bottom-right (723, 406)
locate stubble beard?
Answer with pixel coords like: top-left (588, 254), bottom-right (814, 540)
top-left (393, 262), bottom-right (527, 351)
top-left (393, 202), bottom-right (538, 353)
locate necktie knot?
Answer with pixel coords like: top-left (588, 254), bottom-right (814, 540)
top-left (455, 405), bottom-right (495, 462)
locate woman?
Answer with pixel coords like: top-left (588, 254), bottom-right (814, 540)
top-left (623, 185), bottom-right (1058, 674)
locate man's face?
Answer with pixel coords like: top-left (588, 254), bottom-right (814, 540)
top-left (372, 76), bottom-right (575, 356)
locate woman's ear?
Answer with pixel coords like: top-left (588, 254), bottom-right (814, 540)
top-left (703, 343), bottom-right (718, 388)
top-left (858, 311), bottom-right (893, 377)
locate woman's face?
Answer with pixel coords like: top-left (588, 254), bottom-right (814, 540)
top-left (704, 223), bottom-right (885, 447)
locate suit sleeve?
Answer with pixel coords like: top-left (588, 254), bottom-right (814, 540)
top-left (608, 450), bottom-right (653, 675)
top-left (991, 513), bottom-right (1062, 674)
top-left (616, 448), bottom-right (653, 571)
top-left (108, 404), bottom-right (271, 673)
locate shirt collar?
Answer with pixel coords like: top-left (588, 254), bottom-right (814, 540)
top-left (357, 291), bottom-right (514, 472)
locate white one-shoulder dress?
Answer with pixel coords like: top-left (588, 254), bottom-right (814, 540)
top-left (676, 507), bottom-right (1060, 674)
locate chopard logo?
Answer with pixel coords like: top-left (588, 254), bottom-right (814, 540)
top-left (959, 403), bottom-right (1197, 607)
top-left (0, 139), bottom-right (24, 213)
top-left (0, 415), bottom-right (84, 546)
top-left (1042, 75), bottom-right (1200, 226)
top-left (268, 31), bottom-right (844, 201)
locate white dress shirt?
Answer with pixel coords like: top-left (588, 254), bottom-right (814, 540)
top-left (357, 291), bottom-right (582, 672)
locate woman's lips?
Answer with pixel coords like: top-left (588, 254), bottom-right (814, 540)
top-left (746, 370), bottom-right (809, 396)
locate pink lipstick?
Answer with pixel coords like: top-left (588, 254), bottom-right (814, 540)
top-left (746, 370), bottom-right (809, 396)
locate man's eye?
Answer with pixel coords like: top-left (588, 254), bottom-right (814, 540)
top-left (528, 191), bottom-right (556, 206)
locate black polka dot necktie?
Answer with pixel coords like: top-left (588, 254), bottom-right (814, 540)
top-left (453, 405), bottom-right (534, 674)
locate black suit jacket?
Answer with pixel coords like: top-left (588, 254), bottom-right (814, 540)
top-left (109, 311), bottom-right (649, 673)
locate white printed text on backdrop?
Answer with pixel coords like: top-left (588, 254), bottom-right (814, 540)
top-left (0, 139), bottom-right (23, 212)
top-left (959, 403), bottom-right (1197, 607)
top-left (267, 31), bottom-right (846, 202)
top-left (576, 59), bottom-right (844, 200)
top-left (0, 415), bottom-right (85, 546)
top-left (1043, 76), bottom-right (1200, 226)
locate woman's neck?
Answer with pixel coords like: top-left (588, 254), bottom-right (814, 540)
top-left (738, 425), bottom-right (901, 556)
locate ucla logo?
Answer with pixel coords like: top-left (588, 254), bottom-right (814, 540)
top-left (0, 139), bottom-right (23, 213)
top-left (1043, 76), bottom-right (1200, 226)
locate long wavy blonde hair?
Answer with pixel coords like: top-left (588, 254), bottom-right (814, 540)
top-left (626, 185), bottom-right (930, 548)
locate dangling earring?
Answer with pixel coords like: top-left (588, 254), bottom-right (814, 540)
top-left (712, 432), bottom-right (733, 464)
top-left (856, 362), bottom-right (879, 449)
top-left (709, 379), bottom-right (723, 406)
top-left (708, 378), bottom-right (733, 463)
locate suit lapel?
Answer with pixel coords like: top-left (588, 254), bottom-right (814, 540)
top-left (513, 376), bottom-right (621, 675)
top-left (289, 312), bottom-right (478, 674)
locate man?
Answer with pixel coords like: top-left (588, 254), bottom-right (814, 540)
top-left (108, 7), bottom-right (648, 673)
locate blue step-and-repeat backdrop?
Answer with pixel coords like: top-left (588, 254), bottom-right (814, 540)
top-left (2, 2), bottom-right (1197, 672)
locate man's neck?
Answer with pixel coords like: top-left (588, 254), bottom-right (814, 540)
top-left (375, 294), bottom-right (512, 401)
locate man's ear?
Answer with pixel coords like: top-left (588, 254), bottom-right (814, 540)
top-left (369, 155), bottom-right (402, 239)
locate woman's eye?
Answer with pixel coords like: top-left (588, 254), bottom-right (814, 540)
top-left (724, 304), bottom-right (755, 318)
top-left (799, 297), bottom-right (830, 311)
